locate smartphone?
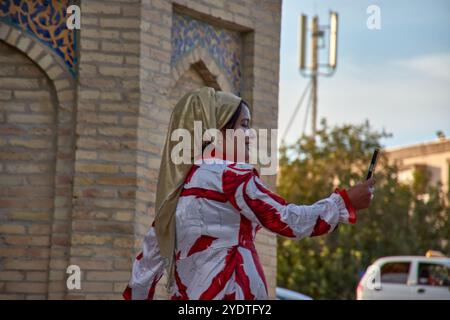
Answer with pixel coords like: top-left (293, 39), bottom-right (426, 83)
top-left (366, 147), bottom-right (380, 180)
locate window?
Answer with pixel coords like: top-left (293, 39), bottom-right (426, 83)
top-left (417, 263), bottom-right (450, 287)
top-left (380, 262), bottom-right (411, 284)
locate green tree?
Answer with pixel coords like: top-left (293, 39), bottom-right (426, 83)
top-left (277, 119), bottom-right (449, 299)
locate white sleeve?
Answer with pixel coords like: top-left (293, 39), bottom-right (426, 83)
top-left (125, 225), bottom-right (165, 300)
top-left (234, 173), bottom-right (355, 240)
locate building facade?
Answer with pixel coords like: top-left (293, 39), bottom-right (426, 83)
top-left (386, 137), bottom-right (450, 196)
top-left (0, 0), bottom-right (282, 299)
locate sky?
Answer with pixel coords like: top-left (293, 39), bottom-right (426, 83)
top-left (278, 0), bottom-right (450, 148)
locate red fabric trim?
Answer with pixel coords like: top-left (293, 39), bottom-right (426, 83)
top-left (222, 292), bottom-right (236, 300)
top-left (180, 187), bottom-right (228, 202)
top-left (123, 285), bottom-right (132, 300)
top-left (199, 247), bottom-right (237, 300)
top-left (228, 162), bottom-right (252, 172)
top-left (253, 178), bottom-right (287, 205)
top-left (172, 251), bottom-right (189, 300)
top-left (250, 249), bottom-right (268, 295)
top-left (310, 216), bottom-right (331, 237)
top-left (184, 165), bottom-right (199, 184)
top-left (238, 206), bottom-right (267, 296)
top-left (242, 178), bottom-right (296, 238)
top-left (136, 252), bottom-right (143, 260)
top-left (146, 273), bottom-right (162, 300)
top-left (228, 163), bottom-right (260, 177)
top-left (335, 188), bottom-right (357, 224)
top-left (187, 235), bottom-right (218, 257)
top-left (238, 215), bottom-right (255, 250)
top-left (222, 168), bottom-right (253, 211)
top-left (235, 251), bottom-right (255, 300)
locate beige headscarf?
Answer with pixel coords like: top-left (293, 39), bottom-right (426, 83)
top-left (154, 87), bottom-right (242, 290)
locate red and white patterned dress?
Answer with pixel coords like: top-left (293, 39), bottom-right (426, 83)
top-left (123, 159), bottom-right (355, 300)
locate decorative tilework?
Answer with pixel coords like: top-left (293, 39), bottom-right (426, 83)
top-left (0, 0), bottom-right (77, 77)
top-left (171, 13), bottom-right (242, 95)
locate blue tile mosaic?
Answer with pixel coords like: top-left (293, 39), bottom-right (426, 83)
top-left (171, 13), bottom-right (242, 95)
top-left (0, 0), bottom-right (77, 77)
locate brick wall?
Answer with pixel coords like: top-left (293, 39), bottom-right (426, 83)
top-left (67, 0), bottom-right (141, 299)
top-left (0, 19), bottom-right (77, 299)
top-left (0, 41), bottom-right (57, 299)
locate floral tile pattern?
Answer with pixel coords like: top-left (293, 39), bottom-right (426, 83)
top-left (171, 13), bottom-right (242, 95)
top-left (0, 0), bottom-right (77, 77)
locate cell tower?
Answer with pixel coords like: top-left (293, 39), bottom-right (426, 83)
top-left (299, 11), bottom-right (338, 136)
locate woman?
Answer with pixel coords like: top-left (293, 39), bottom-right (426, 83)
top-left (123, 87), bottom-right (375, 300)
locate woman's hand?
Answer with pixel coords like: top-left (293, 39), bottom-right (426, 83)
top-left (346, 177), bottom-right (376, 211)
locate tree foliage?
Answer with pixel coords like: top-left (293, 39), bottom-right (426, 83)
top-left (277, 119), bottom-right (449, 299)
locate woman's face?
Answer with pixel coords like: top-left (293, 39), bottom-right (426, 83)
top-left (221, 103), bottom-right (251, 162)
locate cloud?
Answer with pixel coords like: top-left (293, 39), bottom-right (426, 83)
top-left (392, 53), bottom-right (450, 81)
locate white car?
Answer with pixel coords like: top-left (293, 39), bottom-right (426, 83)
top-left (276, 287), bottom-right (313, 300)
top-left (357, 254), bottom-right (450, 300)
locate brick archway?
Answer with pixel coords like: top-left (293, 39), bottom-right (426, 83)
top-left (0, 22), bottom-right (76, 299)
top-left (171, 46), bottom-right (233, 94)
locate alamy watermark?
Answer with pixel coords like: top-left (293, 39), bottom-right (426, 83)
top-left (66, 5), bottom-right (81, 30)
top-left (170, 122), bottom-right (278, 175)
top-left (366, 5), bottom-right (381, 30)
top-left (66, 265), bottom-right (81, 290)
